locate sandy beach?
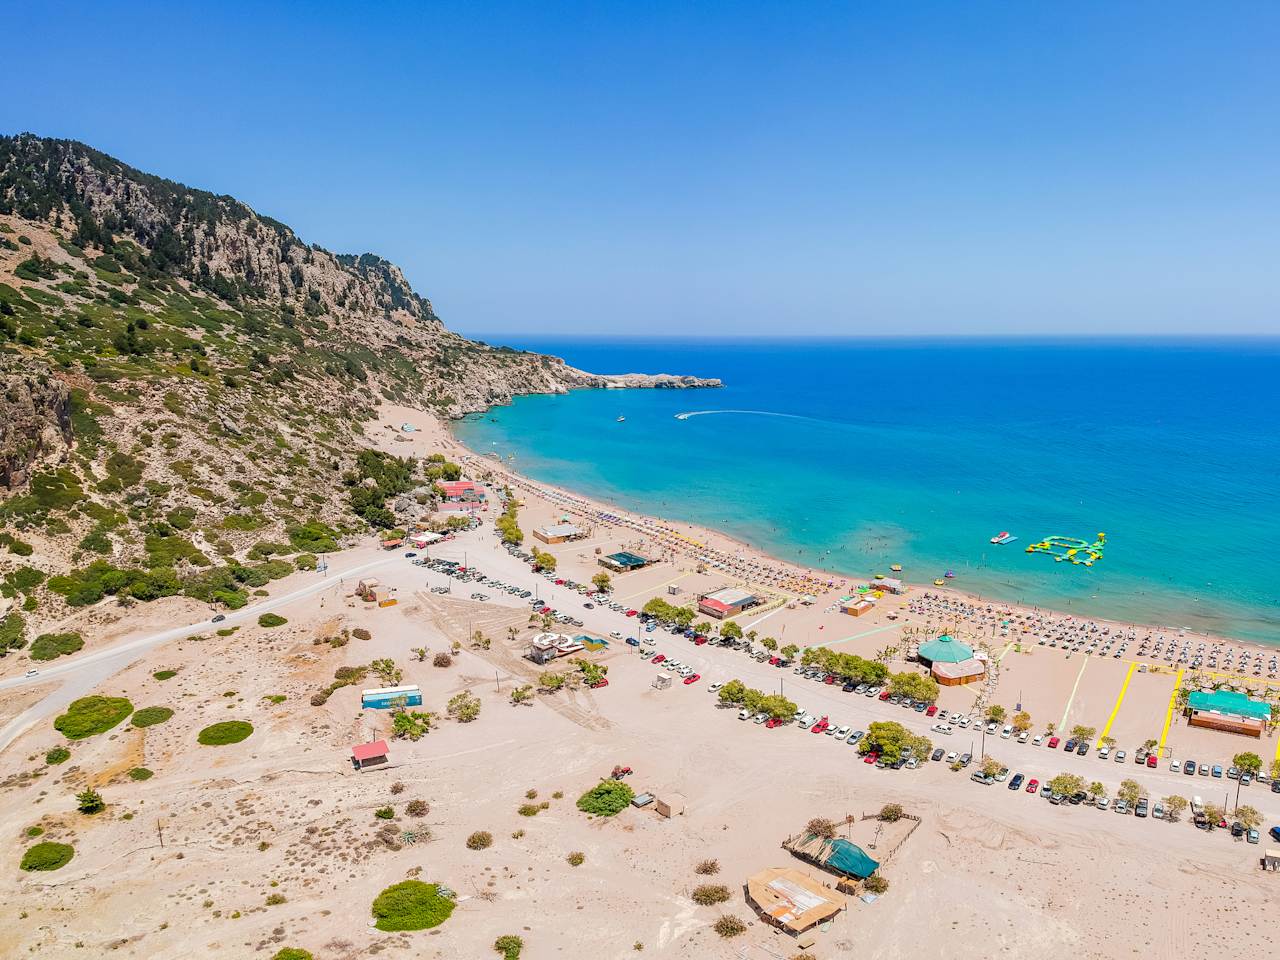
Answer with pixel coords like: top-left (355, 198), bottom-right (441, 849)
top-left (2, 404), bottom-right (1277, 960)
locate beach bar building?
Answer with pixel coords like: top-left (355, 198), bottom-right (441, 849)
top-left (437, 480), bottom-right (485, 501)
top-left (840, 598), bottom-right (876, 617)
top-left (745, 867), bottom-right (847, 934)
top-left (534, 522), bottom-right (584, 544)
top-left (698, 587), bottom-right (760, 620)
top-left (361, 685), bottom-right (423, 710)
top-left (1186, 689), bottom-right (1270, 737)
top-left (599, 551), bottom-right (651, 573)
top-left (916, 635), bottom-right (986, 686)
top-left (350, 739), bottom-right (391, 772)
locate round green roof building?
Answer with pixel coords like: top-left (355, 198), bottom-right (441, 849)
top-left (917, 634), bottom-right (973, 666)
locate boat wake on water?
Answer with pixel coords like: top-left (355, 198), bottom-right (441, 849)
top-left (674, 409), bottom-right (817, 422)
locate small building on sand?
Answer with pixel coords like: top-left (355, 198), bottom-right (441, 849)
top-left (437, 480), bottom-right (485, 501)
top-left (350, 739), bottom-right (391, 772)
top-left (534, 522), bottom-right (584, 544)
top-left (698, 587), bottom-right (759, 620)
top-left (1186, 689), bottom-right (1270, 737)
top-left (361, 685), bottom-right (423, 710)
top-left (916, 635), bottom-right (986, 686)
top-left (599, 551), bottom-right (651, 573)
top-left (840, 598), bottom-right (876, 617)
top-left (745, 867), bottom-right (847, 934)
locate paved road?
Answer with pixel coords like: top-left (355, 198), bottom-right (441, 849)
top-left (0, 556), bottom-right (394, 752)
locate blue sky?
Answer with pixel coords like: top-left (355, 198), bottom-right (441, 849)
top-left (3, 2), bottom-right (1277, 336)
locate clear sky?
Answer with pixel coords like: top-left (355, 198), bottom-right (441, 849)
top-left (3, 2), bottom-right (1277, 336)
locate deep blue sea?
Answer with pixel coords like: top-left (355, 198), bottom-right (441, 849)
top-left (455, 338), bottom-right (1280, 644)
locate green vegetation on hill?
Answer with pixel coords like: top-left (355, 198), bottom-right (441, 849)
top-left (29, 631), bottom-right (84, 661)
top-left (370, 880), bottom-right (456, 931)
top-left (20, 841), bottom-right (75, 872)
top-left (54, 696), bottom-right (133, 739)
top-left (131, 706), bottom-right (173, 728)
top-left (576, 780), bottom-right (635, 816)
top-left (197, 720), bottom-right (253, 745)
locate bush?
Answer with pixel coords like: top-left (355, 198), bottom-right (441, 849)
top-left (566, 851), bottom-right (585, 866)
top-left (26, 826), bottom-right (43, 838)
top-left (713, 916), bottom-right (746, 938)
top-left (375, 806), bottom-right (395, 819)
top-left (691, 884), bottom-right (730, 905)
top-left (878, 803), bottom-right (904, 822)
top-left (695, 858), bottom-right (720, 875)
top-left (45, 746), bottom-right (70, 765)
top-left (466, 830), bottom-right (493, 850)
top-left (517, 804), bottom-right (541, 817)
top-left (804, 817), bottom-right (836, 839)
top-left (77, 788), bottom-right (105, 814)
top-left (447, 690), bottom-right (481, 722)
top-left (406, 799), bottom-right (429, 817)
top-left (370, 879), bottom-right (455, 931)
top-left (197, 720), bottom-right (254, 745)
top-left (494, 935), bottom-right (524, 959)
top-left (258, 613), bottom-right (288, 628)
top-left (20, 841), bottom-right (74, 872)
top-left (352, 628), bottom-right (371, 641)
top-left (29, 631), bottom-right (84, 661)
top-left (863, 874), bottom-right (889, 894)
top-left (433, 652), bottom-right (452, 668)
top-left (153, 669), bottom-right (177, 681)
top-left (576, 780), bottom-right (635, 817)
top-left (131, 706), bottom-right (174, 728)
top-left (54, 696), bottom-right (134, 739)
top-left (128, 767), bottom-right (154, 781)
top-left (271, 950), bottom-right (313, 960)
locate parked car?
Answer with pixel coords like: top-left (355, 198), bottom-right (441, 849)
top-left (1113, 799), bottom-right (1128, 814)
top-left (931, 748), bottom-right (945, 762)
top-left (683, 674), bottom-right (701, 685)
top-left (1183, 760), bottom-right (1197, 775)
top-left (1212, 765), bottom-right (1223, 778)
top-left (1076, 742), bottom-right (1089, 756)
top-left (1114, 750), bottom-right (1126, 763)
top-left (1247, 828), bottom-right (1260, 844)
top-left (958, 753), bottom-right (973, 767)
top-left (1146, 754), bottom-right (1158, 768)
top-left (1064, 738), bottom-right (1078, 752)
top-left (847, 730), bottom-right (864, 744)
top-left (1009, 773), bottom-right (1024, 790)
top-left (1047, 736), bottom-right (1060, 749)
top-left (1026, 778), bottom-right (1039, 793)
top-left (1135, 798), bottom-right (1149, 818)
top-left (708, 682), bottom-right (722, 693)
top-left (926, 705), bottom-right (938, 717)
top-left (1152, 800), bottom-right (1165, 820)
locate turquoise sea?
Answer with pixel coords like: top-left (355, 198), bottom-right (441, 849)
top-left (454, 338), bottom-right (1280, 644)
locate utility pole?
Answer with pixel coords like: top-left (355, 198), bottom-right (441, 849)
top-left (156, 819), bottom-right (165, 848)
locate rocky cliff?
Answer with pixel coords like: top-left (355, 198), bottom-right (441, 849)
top-left (0, 354), bottom-right (71, 488)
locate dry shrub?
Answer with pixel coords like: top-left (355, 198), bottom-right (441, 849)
top-left (691, 884), bottom-right (730, 906)
top-left (713, 916), bottom-right (746, 938)
top-left (694, 858), bottom-right (720, 875)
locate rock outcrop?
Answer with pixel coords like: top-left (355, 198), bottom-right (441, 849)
top-left (0, 355), bottom-right (71, 489)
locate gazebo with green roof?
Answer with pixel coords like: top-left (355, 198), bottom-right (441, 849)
top-left (916, 634), bottom-right (974, 667)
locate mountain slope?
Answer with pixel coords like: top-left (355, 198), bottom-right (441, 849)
top-left (0, 133), bottom-right (715, 645)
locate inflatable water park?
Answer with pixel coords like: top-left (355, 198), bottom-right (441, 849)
top-left (1025, 531), bottom-right (1107, 567)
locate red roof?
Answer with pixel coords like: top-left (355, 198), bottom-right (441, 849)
top-left (699, 598), bottom-right (731, 614)
top-left (351, 740), bottom-right (389, 761)
top-left (438, 481), bottom-right (480, 496)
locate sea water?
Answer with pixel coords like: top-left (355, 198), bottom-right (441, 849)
top-left (454, 338), bottom-right (1280, 644)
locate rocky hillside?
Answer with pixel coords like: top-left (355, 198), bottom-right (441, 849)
top-left (0, 133), bottom-right (716, 648)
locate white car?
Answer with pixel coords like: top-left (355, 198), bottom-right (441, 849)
top-left (834, 725), bottom-right (852, 740)
top-left (753, 712), bottom-right (769, 724)
top-left (1017, 730), bottom-right (1029, 743)
top-left (1000, 725), bottom-right (1013, 739)
top-left (945, 751), bottom-right (958, 763)
top-left (24, 669), bottom-right (39, 678)
top-left (956, 715), bottom-right (972, 728)
top-left (1098, 746), bottom-right (1110, 760)
top-left (986, 721), bottom-right (998, 735)
top-left (1169, 758), bottom-right (1180, 771)
top-left (931, 723), bottom-right (953, 735)
top-left (609, 631), bottom-right (623, 639)
top-left (738, 709), bottom-right (752, 720)
top-left (1032, 734), bottom-right (1043, 746)
top-left (708, 682), bottom-right (723, 693)
top-left (1114, 750), bottom-right (1126, 763)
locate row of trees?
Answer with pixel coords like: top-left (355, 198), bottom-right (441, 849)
top-left (496, 491), bottom-right (523, 546)
top-left (642, 597), bottom-right (697, 630)
top-left (799, 647), bottom-right (892, 687)
top-left (860, 720), bottom-right (932, 764)
top-left (717, 679), bottom-right (797, 719)
top-left (537, 658), bottom-right (607, 691)
top-left (982, 704), bottom-right (1034, 732)
top-left (531, 548), bottom-right (557, 573)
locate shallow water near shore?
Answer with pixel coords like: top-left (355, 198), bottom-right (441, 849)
top-left (455, 337), bottom-right (1280, 644)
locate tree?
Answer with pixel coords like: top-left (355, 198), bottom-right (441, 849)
top-left (862, 874), bottom-right (889, 894)
top-left (1047, 773), bottom-right (1084, 796)
top-left (985, 704), bottom-right (1006, 724)
top-left (1100, 736), bottom-right (1116, 749)
top-left (576, 780), bottom-right (634, 816)
top-left (693, 621), bottom-right (712, 636)
top-left (804, 817), bottom-right (836, 839)
top-left (758, 693), bottom-right (797, 720)
top-left (861, 721), bottom-right (930, 764)
top-left (531, 549), bottom-right (556, 573)
top-left (1088, 781), bottom-right (1105, 798)
top-left (1235, 805), bottom-right (1262, 831)
top-left (371, 658), bottom-right (402, 685)
top-left (1011, 711), bottom-right (1032, 733)
top-left (718, 679), bottom-right (747, 705)
top-left (509, 685), bottom-right (534, 705)
top-left (411, 647), bottom-right (428, 662)
top-left (980, 756), bottom-right (1003, 778)
top-left (1070, 724), bottom-right (1096, 742)
top-left (76, 788), bottom-right (105, 814)
top-left (471, 630), bottom-right (490, 650)
top-left (392, 710), bottom-right (434, 740)
top-left (538, 672), bottom-right (567, 691)
top-left (1203, 802), bottom-right (1224, 826)
top-left (1233, 752), bottom-right (1263, 776)
top-left (447, 691), bottom-right (481, 722)
top-left (1142, 738), bottom-right (1158, 752)
top-left (1270, 758), bottom-right (1280, 781)
top-left (761, 636), bottom-right (777, 652)
top-left (1117, 779), bottom-right (1141, 805)
top-left (591, 572), bottom-right (611, 594)
top-left (781, 644), bottom-right (799, 660)
top-left (878, 803), bottom-right (904, 822)
top-left (890, 671), bottom-right (939, 704)
top-left (721, 621), bottom-right (743, 640)
top-left (1163, 795), bottom-right (1188, 822)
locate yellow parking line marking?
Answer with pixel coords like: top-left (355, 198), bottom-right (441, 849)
top-left (1058, 654), bottom-right (1090, 731)
top-left (619, 571), bottom-right (692, 603)
top-left (1158, 669), bottom-right (1184, 754)
top-left (1096, 661), bottom-right (1136, 747)
top-left (995, 641), bottom-right (1016, 663)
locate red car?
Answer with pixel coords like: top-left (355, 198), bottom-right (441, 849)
top-left (625, 609), bottom-right (638, 617)
top-left (555, 579), bottom-right (565, 586)
top-left (879, 690), bottom-right (892, 701)
top-left (765, 717), bottom-right (783, 729)
top-left (694, 636), bottom-right (708, 646)
top-left (652, 654), bottom-right (666, 664)
top-left (925, 705), bottom-right (938, 716)
top-left (540, 605), bottom-right (551, 614)
top-left (768, 656), bottom-right (781, 666)
top-left (588, 678), bottom-right (609, 689)
top-left (1047, 736), bottom-right (1060, 749)
top-left (1145, 754), bottom-right (1157, 768)
top-left (1025, 778), bottom-right (1039, 793)
top-left (823, 675), bottom-right (836, 685)
top-left (683, 674), bottom-right (700, 685)
top-left (811, 717), bottom-right (829, 734)
top-left (863, 751), bottom-right (880, 764)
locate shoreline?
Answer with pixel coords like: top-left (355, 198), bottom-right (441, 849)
top-left (421, 410), bottom-right (1279, 668)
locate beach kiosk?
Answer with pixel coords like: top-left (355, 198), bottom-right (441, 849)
top-left (653, 672), bottom-right (673, 690)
